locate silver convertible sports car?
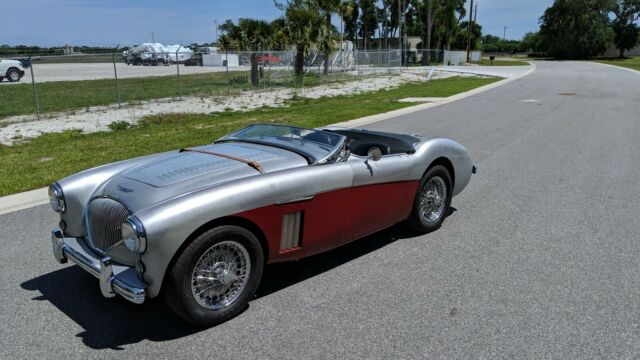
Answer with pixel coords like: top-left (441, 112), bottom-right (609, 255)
top-left (49, 124), bottom-right (475, 325)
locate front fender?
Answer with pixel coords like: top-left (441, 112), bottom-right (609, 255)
top-left (413, 138), bottom-right (473, 197)
top-left (57, 154), bottom-right (161, 237)
top-left (136, 163), bottom-right (354, 298)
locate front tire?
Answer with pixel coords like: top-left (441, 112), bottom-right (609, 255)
top-left (6, 68), bottom-right (21, 82)
top-left (164, 225), bottom-right (264, 326)
top-left (407, 165), bottom-right (452, 233)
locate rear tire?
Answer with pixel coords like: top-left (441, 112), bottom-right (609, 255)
top-left (6, 68), bottom-right (21, 82)
top-left (164, 225), bottom-right (264, 326)
top-left (407, 165), bottom-right (452, 233)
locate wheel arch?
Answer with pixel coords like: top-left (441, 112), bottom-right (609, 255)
top-left (6, 67), bottom-right (21, 77)
top-left (159, 215), bottom-right (269, 294)
top-left (427, 157), bottom-right (455, 190)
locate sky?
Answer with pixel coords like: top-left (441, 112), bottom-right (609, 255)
top-left (1, 0), bottom-right (554, 47)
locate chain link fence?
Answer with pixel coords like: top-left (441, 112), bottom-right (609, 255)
top-left (0, 48), bottom-right (403, 122)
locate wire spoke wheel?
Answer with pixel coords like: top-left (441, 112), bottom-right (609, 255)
top-left (419, 175), bottom-right (447, 224)
top-left (191, 240), bottom-right (251, 310)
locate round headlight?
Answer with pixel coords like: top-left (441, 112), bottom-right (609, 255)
top-left (122, 217), bottom-right (146, 254)
top-left (48, 183), bottom-right (65, 213)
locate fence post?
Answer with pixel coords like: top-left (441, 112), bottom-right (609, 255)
top-left (28, 55), bottom-right (40, 120)
top-left (176, 45), bottom-right (182, 100)
top-left (112, 45), bottom-right (121, 107)
top-left (225, 48), bottom-right (230, 95)
top-left (267, 51), bottom-right (271, 88)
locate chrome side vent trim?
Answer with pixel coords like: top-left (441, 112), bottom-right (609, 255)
top-left (280, 212), bottom-right (303, 250)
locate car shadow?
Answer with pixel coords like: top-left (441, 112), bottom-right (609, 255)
top-left (20, 208), bottom-right (456, 350)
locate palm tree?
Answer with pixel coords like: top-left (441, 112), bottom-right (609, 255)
top-left (318, 0), bottom-right (342, 75)
top-left (237, 19), bottom-right (273, 86)
top-left (280, 0), bottom-right (326, 84)
top-left (219, 18), bottom-right (273, 86)
top-left (317, 23), bottom-right (340, 74)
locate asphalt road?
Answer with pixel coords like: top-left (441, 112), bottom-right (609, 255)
top-left (1, 61), bottom-right (639, 359)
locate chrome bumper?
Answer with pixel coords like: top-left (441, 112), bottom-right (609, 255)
top-left (51, 229), bottom-right (146, 304)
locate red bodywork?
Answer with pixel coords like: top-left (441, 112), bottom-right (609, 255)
top-left (235, 180), bottom-right (419, 263)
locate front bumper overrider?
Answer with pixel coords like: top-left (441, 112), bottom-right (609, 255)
top-left (51, 229), bottom-right (147, 304)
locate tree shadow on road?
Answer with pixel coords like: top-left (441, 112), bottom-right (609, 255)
top-left (19, 209), bottom-right (456, 350)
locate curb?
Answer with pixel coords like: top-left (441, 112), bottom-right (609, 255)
top-left (0, 188), bottom-right (49, 216)
top-left (586, 61), bottom-right (640, 77)
top-left (0, 63), bottom-right (536, 216)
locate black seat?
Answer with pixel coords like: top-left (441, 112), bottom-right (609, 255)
top-left (326, 129), bottom-right (417, 156)
top-left (351, 142), bottom-right (391, 156)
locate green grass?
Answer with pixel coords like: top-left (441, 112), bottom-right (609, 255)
top-left (0, 76), bottom-right (498, 196)
top-left (479, 59), bottom-right (530, 66)
top-left (594, 57), bottom-right (640, 71)
top-left (34, 55), bottom-right (124, 64)
top-left (0, 70), bottom-right (373, 119)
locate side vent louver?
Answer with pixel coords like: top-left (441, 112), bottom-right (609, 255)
top-left (280, 212), bottom-right (303, 251)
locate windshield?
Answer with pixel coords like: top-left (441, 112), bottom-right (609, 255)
top-left (218, 124), bottom-right (345, 164)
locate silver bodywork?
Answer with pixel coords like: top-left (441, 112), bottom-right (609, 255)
top-left (51, 127), bottom-right (474, 302)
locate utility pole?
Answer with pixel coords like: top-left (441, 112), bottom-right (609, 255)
top-left (503, 25), bottom-right (507, 56)
top-left (466, 0), bottom-right (474, 63)
top-left (474, 2), bottom-right (478, 22)
top-left (340, 13), bottom-right (344, 72)
top-left (151, 31), bottom-right (155, 43)
top-left (398, 0), bottom-right (405, 66)
top-left (214, 19), bottom-right (218, 46)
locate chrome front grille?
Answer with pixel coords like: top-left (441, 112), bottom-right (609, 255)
top-left (87, 197), bottom-right (131, 251)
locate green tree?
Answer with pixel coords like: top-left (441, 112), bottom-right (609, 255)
top-left (452, 20), bottom-right (481, 50)
top-left (359, 0), bottom-right (379, 49)
top-left (318, 0), bottom-right (342, 74)
top-left (278, 0), bottom-right (327, 83)
top-left (611, 0), bottom-right (640, 57)
top-left (520, 32), bottom-right (541, 54)
top-left (433, 0), bottom-right (466, 50)
top-left (417, 0), bottom-right (442, 64)
top-left (218, 18), bottom-right (274, 86)
top-left (538, 0), bottom-right (614, 59)
top-left (343, 0), bottom-right (360, 42)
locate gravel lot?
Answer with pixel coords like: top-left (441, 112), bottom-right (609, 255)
top-left (0, 69), bottom-right (493, 145)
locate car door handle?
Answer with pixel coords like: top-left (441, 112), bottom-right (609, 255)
top-left (276, 195), bottom-right (315, 205)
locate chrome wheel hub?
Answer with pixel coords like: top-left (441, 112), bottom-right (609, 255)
top-left (419, 176), bottom-right (447, 223)
top-left (191, 241), bottom-right (250, 310)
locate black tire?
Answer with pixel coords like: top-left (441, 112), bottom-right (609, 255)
top-left (164, 225), bottom-right (264, 326)
top-left (407, 165), bottom-right (453, 233)
top-left (6, 68), bottom-right (21, 82)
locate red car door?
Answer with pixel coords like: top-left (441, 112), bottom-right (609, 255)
top-left (337, 155), bottom-right (419, 245)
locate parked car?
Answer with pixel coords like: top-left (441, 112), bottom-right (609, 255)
top-left (49, 124), bottom-right (475, 325)
top-left (0, 59), bottom-right (26, 82)
top-left (256, 54), bottom-right (284, 65)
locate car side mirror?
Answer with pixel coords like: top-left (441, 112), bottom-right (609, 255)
top-left (367, 147), bottom-right (382, 162)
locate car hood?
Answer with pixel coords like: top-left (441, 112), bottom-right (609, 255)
top-left (94, 142), bottom-right (308, 212)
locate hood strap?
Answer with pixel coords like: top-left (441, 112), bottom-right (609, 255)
top-left (179, 148), bottom-right (264, 174)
